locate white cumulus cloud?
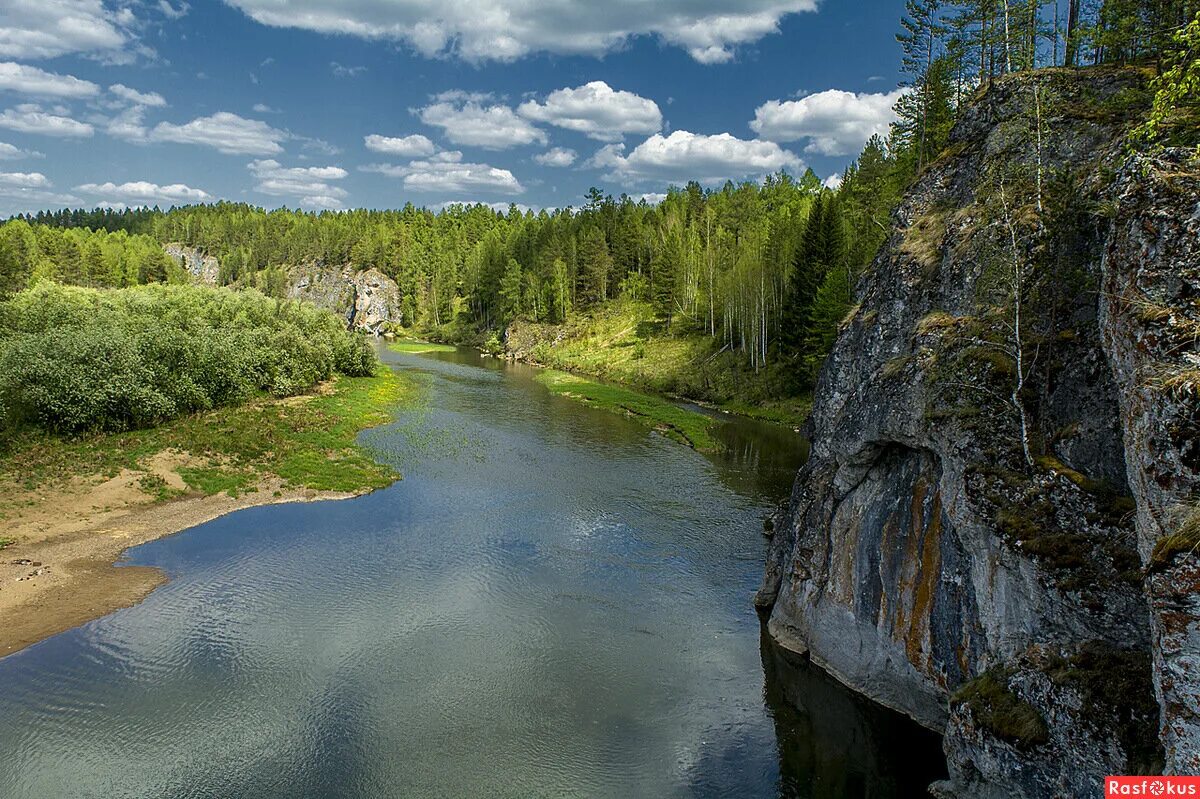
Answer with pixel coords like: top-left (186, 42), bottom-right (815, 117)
top-left (149, 111), bottom-right (286, 155)
top-left (517, 81), bottom-right (661, 142)
top-left (750, 88), bottom-right (906, 157)
top-left (363, 151), bottom-right (523, 195)
top-left (593, 130), bottom-right (802, 185)
top-left (533, 147), bottom-right (576, 168)
top-left (0, 62), bottom-right (100, 98)
top-left (0, 103), bottom-right (93, 137)
top-left (109, 83), bottom-right (166, 107)
top-left (0, 0), bottom-right (137, 61)
top-left (364, 133), bottom-right (435, 157)
top-left (221, 0), bottom-right (817, 63)
top-left (74, 180), bottom-right (211, 204)
top-left (248, 159), bottom-right (349, 207)
top-left (417, 99), bottom-right (545, 150)
top-left (0, 141), bottom-right (40, 159)
top-left (0, 171), bottom-right (49, 188)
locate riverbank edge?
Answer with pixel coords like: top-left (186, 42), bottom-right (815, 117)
top-left (0, 368), bottom-right (411, 660)
top-left (390, 336), bottom-right (811, 437)
top-left (0, 484), bottom-right (372, 660)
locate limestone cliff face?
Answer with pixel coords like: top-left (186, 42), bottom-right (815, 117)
top-left (163, 244), bottom-right (402, 334)
top-left (759, 69), bottom-right (1194, 796)
top-left (164, 243), bottom-right (219, 285)
top-left (1100, 156), bottom-right (1200, 775)
top-left (285, 265), bottom-right (401, 334)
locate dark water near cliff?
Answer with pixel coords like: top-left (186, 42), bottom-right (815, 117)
top-left (0, 346), bottom-right (945, 797)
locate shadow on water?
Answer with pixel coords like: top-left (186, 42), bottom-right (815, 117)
top-left (761, 630), bottom-right (949, 798)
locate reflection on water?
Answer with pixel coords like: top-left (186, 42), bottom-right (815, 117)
top-left (0, 344), bottom-right (943, 798)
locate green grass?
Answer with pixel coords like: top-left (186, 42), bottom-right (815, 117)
top-left (389, 340), bottom-right (458, 354)
top-left (506, 300), bottom-right (811, 427)
top-left (952, 670), bottom-right (1049, 749)
top-left (0, 536), bottom-right (14, 551)
top-left (536, 369), bottom-right (721, 452)
top-left (0, 366), bottom-right (416, 503)
top-left (137, 472), bottom-right (186, 503)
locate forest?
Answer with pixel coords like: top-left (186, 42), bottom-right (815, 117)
top-left (1, 0), bottom-right (1196, 405)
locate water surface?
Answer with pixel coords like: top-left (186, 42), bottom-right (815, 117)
top-left (0, 346), bottom-right (944, 797)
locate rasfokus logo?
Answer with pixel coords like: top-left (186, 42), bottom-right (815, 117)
top-left (1107, 777), bottom-right (1200, 796)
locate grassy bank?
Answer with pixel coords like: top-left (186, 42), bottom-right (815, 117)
top-left (505, 300), bottom-right (811, 427)
top-left (0, 365), bottom-right (414, 517)
top-left (536, 370), bottom-right (720, 452)
top-left (388, 340), bottom-right (458, 354)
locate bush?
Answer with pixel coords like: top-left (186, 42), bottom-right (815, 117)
top-left (0, 282), bottom-right (380, 434)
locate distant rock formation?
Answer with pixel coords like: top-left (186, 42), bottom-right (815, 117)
top-left (163, 244), bottom-right (402, 334)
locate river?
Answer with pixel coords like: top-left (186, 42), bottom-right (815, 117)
top-left (0, 345), bottom-right (945, 797)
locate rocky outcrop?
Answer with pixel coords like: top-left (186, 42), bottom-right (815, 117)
top-left (162, 244), bottom-right (402, 334)
top-left (286, 265), bottom-right (401, 334)
top-left (163, 243), bottom-right (219, 284)
top-left (1100, 155), bottom-right (1200, 774)
top-left (759, 69), bottom-right (1192, 796)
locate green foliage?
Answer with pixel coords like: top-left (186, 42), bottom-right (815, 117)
top-left (536, 370), bottom-right (721, 452)
top-left (388, 340), bottom-right (457, 354)
top-left (952, 669), bottom-right (1050, 748)
top-left (0, 218), bottom-right (178, 298)
top-left (1131, 9), bottom-right (1200, 153)
top-left (0, 282), bottom-right (377, 435)
top-left (0, 366), bottom-right (413, 506)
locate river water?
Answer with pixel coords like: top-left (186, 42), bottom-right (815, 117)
top-left (0, 346), bottom-right (944, 797)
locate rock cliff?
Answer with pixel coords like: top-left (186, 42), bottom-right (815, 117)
top-left (285, 264), bottom-right (401, 335)
top-left (759, 68), bottom-right (1197, 795)
top-left (163, 245), bottom-right (402, 334)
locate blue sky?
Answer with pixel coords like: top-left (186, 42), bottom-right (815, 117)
top-left (0, 0), bottom-right (908, 215)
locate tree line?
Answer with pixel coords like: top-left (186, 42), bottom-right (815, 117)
top-left (7, 0), bottom-right (1196, 397)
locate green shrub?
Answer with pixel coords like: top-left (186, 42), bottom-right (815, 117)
top-left (0, 282), bottom-right (379, 434)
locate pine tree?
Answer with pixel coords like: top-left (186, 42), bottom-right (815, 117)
top-left (499, 257), bottom-right (524, 322)
top-left (899, 0), bottom-right (946, 168)
top-left (576, 226), bottom-right (611, 308)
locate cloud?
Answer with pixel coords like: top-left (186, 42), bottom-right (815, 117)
top-left (592, 130), bottom-right (801, 185)
top-left (109, 83), bottom-right (166, 107)
top-left (248, 158), bottom-right (348, 207)
top-left (252, 103), bottom-right (280, 113)
top-left (364, 133), bottom-right (435, 157)
top-left (823, 173), bottom-right (843, 190)
top-left (158, 1), bottom-right (189, 19)
top-left (638, 192), bottom-right (667, 205)
top-left (74, 180), bottom-right (211, 204)
top-left (105, 105), bottom-right (149, 141)
top-left (330, 62), bottom-right (366, 78)
top-left (0, 171), bottom-right (49, 188)
top-left (363, 151), bottom-right (523, 195)
top-left (517, 81), bottom-right (661, 142)
top-left (0, 103), bottom-right (93, 137)
top-left (0, 62), bottom-right (100, 98)
top-left (750, 88), bottom-right (906, 157)
top-left (0, 141), bottom-right (41, 159)
top-left (298, 136), bottom-right (341, 156)
top-left (149, 112), bottom-right (286, 155)
top-left (222, 0), bottom-right (817, 63)
top-left (533, 147), bottom-right (576, 167)
top-left (0, 0), bottom-right (132, 60)
top-left (417, 99), bottom-right (545, 150)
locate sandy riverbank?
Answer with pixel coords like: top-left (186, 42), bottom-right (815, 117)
top-left (0, 460), bottom-right (360, 659)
